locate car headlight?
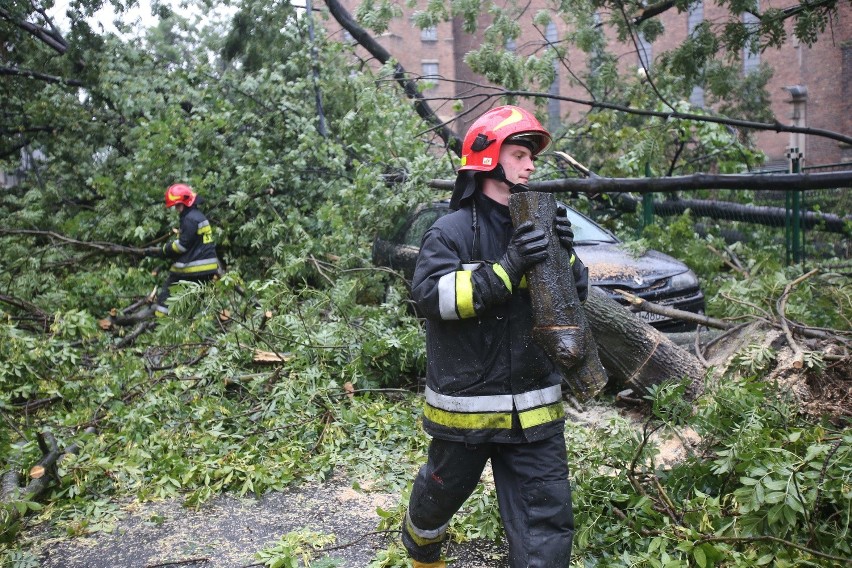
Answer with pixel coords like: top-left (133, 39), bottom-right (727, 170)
top-left (669, 269), bottom-right (698, 290)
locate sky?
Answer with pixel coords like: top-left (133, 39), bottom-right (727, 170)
top-left (47, 1), bottom-right (232, 36)
top-left (49, 0), bottom-right (159, 35)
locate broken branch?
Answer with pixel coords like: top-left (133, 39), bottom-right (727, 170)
top-left (776, 269), bottom-right (819, 369)
top-left (614, 289), bottom-right (735, 330)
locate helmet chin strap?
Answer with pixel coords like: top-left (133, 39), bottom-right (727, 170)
top-left (485, 164), bottom-right (530, 194)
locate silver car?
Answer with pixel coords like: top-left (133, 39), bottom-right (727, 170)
top-left (372, 200), bottom-right (705, 332)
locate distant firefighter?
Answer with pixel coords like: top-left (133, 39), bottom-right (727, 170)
top-left (154, 183), bottom-right (220, 316)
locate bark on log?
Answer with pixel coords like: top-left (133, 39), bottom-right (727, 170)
top-left (509, 191), bottom-right (608, 402)
top-left (584, 287), bottom-right (706, 399)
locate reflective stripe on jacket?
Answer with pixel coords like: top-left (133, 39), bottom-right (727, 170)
top-left (162, 206), bottom-right (220, 276)
top-left (411, 192), bottom-right (588, 444)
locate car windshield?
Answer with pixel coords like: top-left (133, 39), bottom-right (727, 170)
top-left (562, 208), bottom-right (618, 244)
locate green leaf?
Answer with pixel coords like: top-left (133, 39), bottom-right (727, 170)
top-left (785, 493), bottom-right (805, 513)
top-left (764, 491), bottom-right (785, 504)
top-left (693, 546), bottom-right (707, 568)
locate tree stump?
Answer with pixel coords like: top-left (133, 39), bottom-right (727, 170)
top-left (509, 191), bottom-right (608, 402)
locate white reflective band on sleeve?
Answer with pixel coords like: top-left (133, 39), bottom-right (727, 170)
top-left (437, 272), bottom-right (460, 320)
top-left (173, 241), bottom-right (188, 253)
top-left (425, 387), bottom-right (513, 413)
top-left (514, 385), bottom-right (562, 410)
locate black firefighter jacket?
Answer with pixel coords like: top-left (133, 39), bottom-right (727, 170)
top-left (161, 205), bottom-right (220, 277)
top-left (411, 192), bottom-right (589, 445)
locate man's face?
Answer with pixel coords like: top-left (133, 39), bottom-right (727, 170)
top-left (498, 143), bottom-right (535, 186)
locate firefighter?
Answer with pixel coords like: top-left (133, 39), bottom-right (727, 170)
top-left (154, 183), bottom-right (220, 316)
top-left (401, 105), bottom-right (588, 568)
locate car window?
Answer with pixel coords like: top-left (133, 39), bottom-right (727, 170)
top-left (562, 208), bottom-right (618, 244)
top-left (403, 208), bottom-right (450, 246)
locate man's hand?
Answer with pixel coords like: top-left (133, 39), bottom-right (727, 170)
top-left (554, 206), bottom-right (574, 252)
top-left (144, 246), bottom-right (162, 257)
top-left (499, 221), bottom-right (549, 286)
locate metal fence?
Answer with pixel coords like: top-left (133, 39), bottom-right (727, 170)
top-left (634, 158), bottom-right (852, 272)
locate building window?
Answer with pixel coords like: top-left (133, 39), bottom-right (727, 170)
top-left (690, 86), bottom-right (705, 108)
top-left (688, 1), bottom-right (705, 107)
top-left (546, 22), bottom-right (560, 129)
top-left (421, 26), bottom-right (437, 42)
top-left (505, 37), bottom-right (516, 52)
top-left (742, 11), bottom-right (760, 74)
top-left (421, 61), bottom-right (439, 90)
top-left (637, 32), bottom-right (652, 70)
top-left (589, 12), bottom-right (606, 80)
top-left (687, 1), bottom-right (704, 34)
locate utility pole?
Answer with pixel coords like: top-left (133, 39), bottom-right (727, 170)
top-left (783, 85), bottom-right (807, 265)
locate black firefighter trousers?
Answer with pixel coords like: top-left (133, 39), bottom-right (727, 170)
top-left (402, 432), bottom-right (574, 567)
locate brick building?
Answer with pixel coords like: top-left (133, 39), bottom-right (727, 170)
top-left (321, 0), bottom-right (851, 169)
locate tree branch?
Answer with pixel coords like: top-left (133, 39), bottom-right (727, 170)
top-left (0, 293), bottom-right (52, 331)
top-left (776, 268), bottom-right (820, 368)
top-left (0, 7), bottom-right (68, 55)
top-left (0, 228), bottom-right (160, 256)
top-left (431, 169), bottom-right (852, 193)
top-left (694, 534), bottom-right (851, 564)
top-left (501, 88), bottom-right (852, 146)
top-left (1, 427), bottom-right (96, 536)
top-left (0, 66), bottom-right (84, 87)
top-left (322, 0), bottom-right (463, 155)
top-left (614, 289), bottom-right (736, 331)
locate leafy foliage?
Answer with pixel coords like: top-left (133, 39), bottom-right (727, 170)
top-left (1, 2), bottom-right (850, 567)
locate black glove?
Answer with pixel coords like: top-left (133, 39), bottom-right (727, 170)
top-left (499, 221), bottom-right (549, 287)
top-left (144, 246), bottom-right (162, 257)
top-left (555, 206), bottom-right (574, 251)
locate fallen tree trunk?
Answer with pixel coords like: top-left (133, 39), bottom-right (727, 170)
top-left (584, 287), bottom-right (707, 400)
top-left (1, 427), bottom-right (95, 537)
top-left (509, 191), bottom-right (608, 402)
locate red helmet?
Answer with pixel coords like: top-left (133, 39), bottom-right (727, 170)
top-left (459, 105), bottom-right (551, 172)
top-left (165, 183), bottom-right (197, 208)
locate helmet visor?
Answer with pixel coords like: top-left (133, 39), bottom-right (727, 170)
top-left (504, 132), bottom-right (549, 155)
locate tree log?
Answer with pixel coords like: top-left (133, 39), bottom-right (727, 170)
top-left (584, 287), bottom-right (706, 399)
top-left (509, 191), bottom-right (608, 402)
